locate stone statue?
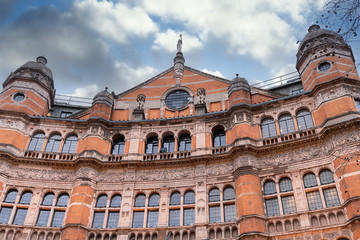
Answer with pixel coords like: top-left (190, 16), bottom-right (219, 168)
top-left (136, 94), bottom-right (146, 110)
top-left (177, 34), bottom-right (182, 52)
top-left (197, 88), bottom-right (206, 104)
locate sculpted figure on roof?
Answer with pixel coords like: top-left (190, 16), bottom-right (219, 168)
top-left (177, 34), bottom-right (182, 53)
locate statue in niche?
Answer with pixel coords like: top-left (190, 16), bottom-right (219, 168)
top-left (136, 94), bottom-right (146, 110)
top-left (197, 88), bottom-right (206, 104)
top-left (177, 34), bottom-right (182, 53)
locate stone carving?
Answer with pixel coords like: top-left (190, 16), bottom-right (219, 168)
top-left (246, 113), bottom-right (252, 122)
top-left (138, 167), bottom-right (194, 181)
top-left (206, 163), bottom-right (233, 176)
top-left (136, 94), bottom-right (146, 110)
top-left (197, 88), bottom-right (206, 104)
top-left (3, 81), bottom-right (50, 101)
top-left (0, 119), bottom-right (27, 134)
top-left (177, 34), bottom-right (182, 52)
top-left (236, 113), bottom-right (244, 122)
top-left (314, 85), bottom-right (351, 108)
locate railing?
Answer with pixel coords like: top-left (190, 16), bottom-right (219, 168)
top-left (262, 128), bottom-right (317, 146)
top-left (54, 94), bottom-right (92, 107)
top-left (252, 71), bottom-right (301, 90)
top-left (211, 146), bottom-right (228, 154)
top-left (108, 154), bottom-right (123, 162)
top-left (0, 226), bottom-right (61, 240)
top-left (143, 151), bottom-right (191, 161)
top-left (24, 151), bottom-right (76, 161)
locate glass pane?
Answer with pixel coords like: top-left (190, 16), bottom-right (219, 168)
top-left (148, 193), bottom-right (160, 207)
top-left (4, 190), bottom-right (18, 203)
top-left (110, 195), bottom-right (122, 208)
top-left (224, 204), bottom-right (236, 222)
top-left (134, 194), bottom-right (146, 207)
top-left (278, 115), bottom-right (295, 134)
top-left (13, 208), bottom-right (28, 225)
top-left (92, 211), bottom-right (105, 228)
top-left (45, 134), bottom-right (61, 152)
top-left (169, 209), bottom-right (180, 226)
top-left (0, 207), bottom-right (12, 224)
top-left (279, 178), bottom-right (293, 192)
top-left (112, 138), bottom-right (125, 155)
top-left (281, 195), bottom-right (296, 214)
top-left (209, 188), bottom-right (220, 202)
top-left (261, 119), bottom-right (277, 138)
top-left (184, 191), bottom-right (195, 204)
top-left (170, 192), bottom-right (181, 205)
top-left (323, 188), bottom-right (340, 207)
top-left (162, 136), bottom-right (175, 152)
top-left (56, 194), bottom-right (69, 207)
top-left (183, 208), bottom-right (195, 225)
top-left (62, 135), bottom-right (77, 153)
top-left (28, 133), bottom-right (45, 151)
top-left (107, 211), bottom-right (119, 228)
top-left (264, 181), bottom-right (277, 195)
top-left (51, 211), bottom-right (65, 227)
top-left (209, 206), bottom-right (221, 223)
top-left (306, 191), bottom-right (323, 210)
top-left (223, 187), bottom-right (235, 200)
top-left (165, 90), bottom-right (190, 109)
top-left (297, 110), bottom-right (314, 130)
top-left (147, 210), bottom-right (159, 228)
top-left (42, 193), bottom-right (55, 206)
top-left (132, 211), bottom-right (144, 228)
top-left (179, 134), bottom-right (191, 151)
top-left (19, 192), bottom-right (32, 205)
top-left (319, 170), bottom-right (334, 185)
top-left (146, 137), bottom-right (158, 154)
top-left (213, 129), bottom-right (226, 147)
top-left (265, 198), bottom-right (280, 217)
top-left (96, 195), bottom-right (108, 208)
top-left (303, 173), bottom-right (318, 188)
top-left (36, 209), bottom-right (50, 226)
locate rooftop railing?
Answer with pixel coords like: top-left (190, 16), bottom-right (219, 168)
top-left (251, 71), bottom-right (301, 89)
top-left (54, 94), bottom-right (92, 107)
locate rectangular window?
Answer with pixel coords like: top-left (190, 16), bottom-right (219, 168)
top-left (36, 209), bottom-right (50, 226)
top-left (12, 208), bottom-right (28, 225)
top-left (132, 211), bottom-right (144, 228)
top-left (147, 210), bottom-right (159, 228)
top-left (51, 210), bottom-right (65, 227)
top-left (224, 204), bottom-right (236, 222)
top-left (281, 195), bottom-right (296, 214)
top-left (209, 205), bottom-right (221, 223)
top-left (183, 208), bottom-right (195, 226)
top-left (323, 187), bottom-right (340, 207)
top-left (265, 198), bottom-right (280, 217)
top-left (107, 211), bottom-right (119, 228)
top-left (92, 211), bottom-right (105, 228)
top-left (169, 209), bottom-right (180, 226)
top-left (0, 207), bottom-right (12, 224)
top-left (306, 191), bottom-right (323, 210)
top-left (60, 111), bottom-right (72, 118)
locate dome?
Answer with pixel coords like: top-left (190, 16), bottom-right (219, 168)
top-left (228, 74), bottom-right (250, 94)
top-left (92, 87), bottom-right (113, 106)
top-left (17, 56), bottom-right (53, 80)
top-left (232, 74), bottom-right (249, 84)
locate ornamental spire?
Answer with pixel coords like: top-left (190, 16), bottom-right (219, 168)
top-left (173, 34), bottom-right (185, 82)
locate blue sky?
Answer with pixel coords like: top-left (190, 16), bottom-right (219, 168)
top-left (0, 0), bottom-right (355, 97)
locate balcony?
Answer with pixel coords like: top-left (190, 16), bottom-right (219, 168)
top-left (262, 127), bottom-right (317, 146)
top-left (24, 151), bottom-right (76, 161)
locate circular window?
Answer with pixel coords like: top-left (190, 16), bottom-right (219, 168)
top-left (165, 90), bottom-right (190, 109)
top-left (318, 62), bottom-right (331, 72)
top-left (13, 93), bottom-right (25, 102)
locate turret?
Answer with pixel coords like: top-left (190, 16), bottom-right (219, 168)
top-left (228, 74), bottom-right (251, 107)
top-left (0, 56), bottom-right (55, 116)
top-left (296, 24), bottom-right (359, 91)
top-left (89, 87), bottom-right (114, 120)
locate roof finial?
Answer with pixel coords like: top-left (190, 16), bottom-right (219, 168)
top-left (177, 34), bottom-right (182, 53)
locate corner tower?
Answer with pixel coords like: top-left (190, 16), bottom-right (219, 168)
top-left (296, 24), bottom-right (359, 91)
top-left (0, 56), bottom-right (55, 116)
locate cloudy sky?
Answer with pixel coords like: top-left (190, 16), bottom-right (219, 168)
top-left (0, 0), bottom-right (350, 98)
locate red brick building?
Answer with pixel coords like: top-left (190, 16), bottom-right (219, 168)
top-left (0, 25), bottom-right (359, 240)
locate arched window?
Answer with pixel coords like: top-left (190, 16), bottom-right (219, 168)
top-left (213, 129), bottom-right (226, 147)
top-left (134, 194), bottom-right (146, 207)
top-left (110, 194), bottom-right (122, 208)
top-left (45, 134), bottom-right (61, 152)
top-left (27, 132), bottom-right (45, 151)
top-left (319, 169), bottom-right (334, 185)
top-left (303, 172), bottom-right (318, 188)
top-left (278, 114), bottom-right (295, 134)
top-left (184, 190), bottom-right (195, 204)
top-left (261, 118), bottom-right (277, 138)
top-left (4, 189), bottom-right (18, 203)
top-left (264, 180), bottom-right (277, 195)
top-left (223, 187), bottom-right (235, 200)
top-left (19, 191), bottom-right (32, 204)
top-left (111, 137), bottom-right (125, 155)
top-left (41, 193), bottom-right (55, 206)
top-left (209, 188), bottom-right (220, 202)
top-left (178, 134), bottom-right (191, 151)
top-left (162, 135), bottom-right (175, 153)
top-left (279, 178), bottom-right (293, 192)
top-left (62, 135), bottom-right (77, 153)
top-left (146, 136), bottom-right (158, 154)
top-left (296, 109), bottom-right (314, 130)
top-left (170, 192), bottom-right (181, 205)
top-left (148, 193), bottom-right (160, 207)
top-left (56, 193), bottom-right (69, 207)
top-left (96, 194), bottom-right (108, 208)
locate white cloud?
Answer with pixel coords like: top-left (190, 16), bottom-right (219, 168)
top-left (114, 61), bottom-right (158, 86)
top-left (72, 0), bottom-right (159, 44)
top-left (201, 69), bottom-right (224, 78)
top-left (152, 29), bottom-right (203, 53)
top-left (72, 84), bottom-right (99, 98)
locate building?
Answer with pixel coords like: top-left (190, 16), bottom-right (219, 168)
top-left (0, 24), bottom-right (359, 240)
